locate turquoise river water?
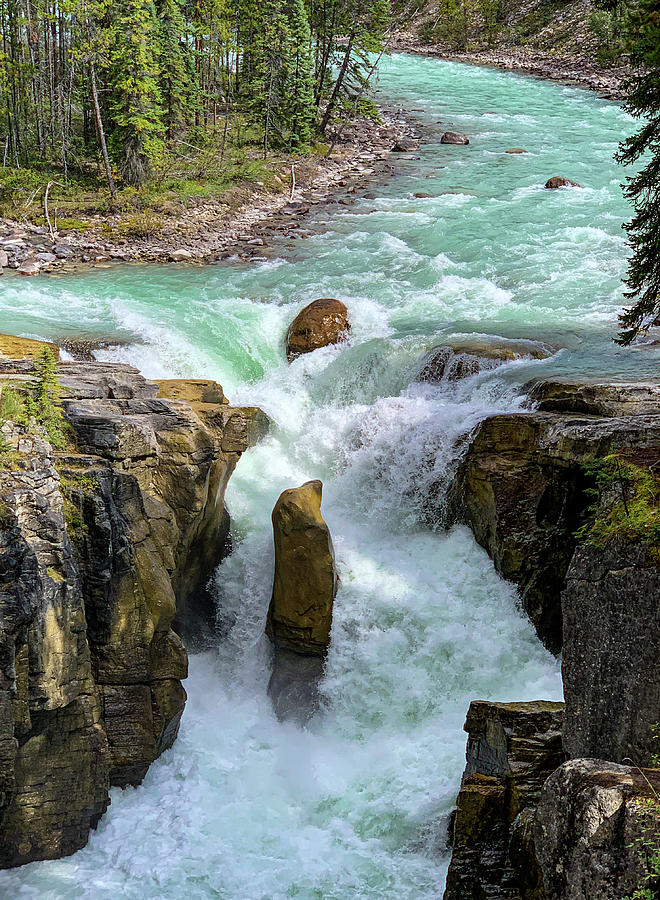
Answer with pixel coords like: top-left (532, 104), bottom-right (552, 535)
top-left (1, 52), bottom-right (657, 900)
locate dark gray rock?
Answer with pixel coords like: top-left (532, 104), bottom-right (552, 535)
top-left (534, 759), bottom-right (660, 900)
top-left (444, 700), bottom-right (565, 900)
top-left (562, 538), bottom-right (660, 766)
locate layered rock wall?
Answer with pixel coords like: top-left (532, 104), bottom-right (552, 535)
top-left (0, 353), bottom-right (265, 865)
top-left (452, 383), bottom-right (660, 653)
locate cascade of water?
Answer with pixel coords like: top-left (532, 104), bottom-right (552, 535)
top-left (3, 51), bottom-right (653, 899)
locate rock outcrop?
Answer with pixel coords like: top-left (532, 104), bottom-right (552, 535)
top-left (265, 480), bottom-right (337, 722)
top-left (562, 537), bottom-right (660, 767)
top-left (544, 177), bottom-right (580, 189)
top-left (444, 700), bottom-right (565, 900)
top-left (0, 350), bottom-right (265, 865)
top-left (266, 480), bottom-right (337, 656)
top-left (452, 386), bottom-right (660, 653)
top-left (285, 298), bottom-right (350, 361)
top-left (534, 759), bottom-right (660, 900)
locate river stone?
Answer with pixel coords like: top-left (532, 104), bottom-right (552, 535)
top-left (17, 258), bottom-right (41, 276)
top-left (545, 176), bottom-right (581, 189)
top-left (266, 479), bottom-right (337, 656)
top-left (285, 298), bottom-right (350, 361)
top-left (169, 248), bottom-right (192, 261)
top-left (441, 131), bottom-right (470, 145)
top-left (506, 148), bottom-right (527, 153)
top-left (392, 137), bottom-right (419, 151)
top-left (0, 250), bottom-right (8, 268)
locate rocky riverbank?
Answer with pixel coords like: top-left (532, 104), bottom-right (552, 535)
top-left (0, 110), bottom-right (419, 276)
top-left (391, 33), bottom-right (632, 100)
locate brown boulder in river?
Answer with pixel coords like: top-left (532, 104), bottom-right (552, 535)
top-left (285, 298), bottom-right (350, 361)
top-left (545, 176), bottom-right (581, 189)
top-left (266, 480), bottom-right (337, 656)
top-left (440, 131), bottom-right (469, 145)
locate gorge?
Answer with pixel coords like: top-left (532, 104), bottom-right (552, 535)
top-left (0, 53), bottom-right (658, 899)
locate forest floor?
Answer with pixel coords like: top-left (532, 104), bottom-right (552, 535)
top-left (391, 32), bottom-right (631, 100)
top-left (0, 109), bottom-right (418, 275)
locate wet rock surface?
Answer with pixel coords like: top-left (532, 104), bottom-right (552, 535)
top-left (562, 537), bottom-right (660, 767)
top-left (285, 298), bottom-right (350, 361)
top-left (444, 700), bottom-right (565, 900)
top-left (544, 177), bottom-right (580, 189)
top-left (0, 349), bottom-right (266, 864)
top-left (266, 480), bottom-right (337, 656)
top-left (266, 480), bottom-right (337, 722)
top-left (417, 338), bottom-right (551, 383)
top-left (452, 387), bottom-right (660, 653)
top-left (441, 131), bottom-right (470, 145)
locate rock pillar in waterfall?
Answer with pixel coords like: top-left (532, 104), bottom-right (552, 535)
top-left (265, 480), bottom-right (337, 720)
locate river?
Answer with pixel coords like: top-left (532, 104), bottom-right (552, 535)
top-left (1, 52), bottom-right (655, 900)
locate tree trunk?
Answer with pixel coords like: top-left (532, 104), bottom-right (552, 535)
top-left (89, 62), bottom-right (116, 197)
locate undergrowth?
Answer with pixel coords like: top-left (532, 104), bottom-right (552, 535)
top-left (577, 452), bottom-right (660, 556)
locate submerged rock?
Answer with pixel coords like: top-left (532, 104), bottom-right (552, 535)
top-left (285, 298), bottom-right (350, 361)
top-left (416, 337), bottom-right (551, 383)
top-left (534, 759), bottom-right (660, 900)
top-left (544, 176), bottom-right (580, 189)
top-left (444, 700), bottom-right (565, 900)
top-left (266, 480), bottom-right (337, 656)
top-left (506, 148), bottom-right (528, 153)
top-left (441, 131), bottom-right (470, 145)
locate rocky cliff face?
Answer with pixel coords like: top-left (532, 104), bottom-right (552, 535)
top-left (444, 379), bottom-right (660, 898)
top-left (562, 537), bottom-right (660, 767)
top-left (452, 381), bottom-right (660, 654)
top-left (534, 760), bottom-right (660, 900)
top-left (0, 349), bottom-right (265, 866)
top-left (444, 701), bottom-right (565, 900)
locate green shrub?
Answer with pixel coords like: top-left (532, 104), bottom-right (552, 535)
top-left (577, 453), bottom-right (660, 555)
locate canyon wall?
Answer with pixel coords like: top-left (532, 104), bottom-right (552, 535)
top-left (0, 348), bottom-right (266, 866)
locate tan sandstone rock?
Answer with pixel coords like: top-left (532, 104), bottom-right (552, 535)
top-left (0, 333), bottom-right (60, 361)
top-left (266, 480), bottom-right (337, 656)
top-left (285, 298), bottom-right (350, 361)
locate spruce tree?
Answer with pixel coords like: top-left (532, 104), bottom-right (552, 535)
top-left (109, 0), bottom-right (164, 185)
top-left (157, 0), bottom-right (193, 140)
top-left (615, 0), bottom-right (660, 343)
top-left (285, 0), bottom-right (315, 150)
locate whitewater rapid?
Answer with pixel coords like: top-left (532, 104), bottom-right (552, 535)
top-left (3, 52), bottom-right (654, 899)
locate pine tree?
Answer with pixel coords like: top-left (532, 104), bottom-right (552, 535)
top-left (615, 0), bottom-right (660, 344)
top-left (109, 0), bottom-right (164, 185)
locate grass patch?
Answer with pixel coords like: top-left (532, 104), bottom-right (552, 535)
top-left (577, 452), bottom-right (660, 556)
